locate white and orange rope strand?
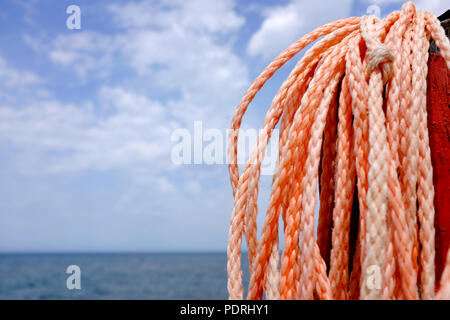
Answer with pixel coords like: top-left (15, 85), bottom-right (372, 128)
top-left (227, 2), bottom-right (450, 300)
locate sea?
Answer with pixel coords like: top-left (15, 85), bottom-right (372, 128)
top-left (0, 253), bottom-right (250, 299)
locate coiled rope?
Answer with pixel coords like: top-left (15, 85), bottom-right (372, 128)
top-left (227, 2), bottom-right (450, 300)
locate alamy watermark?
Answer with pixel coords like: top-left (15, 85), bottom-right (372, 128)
top-left (170, 121), bottom-right (279, 176)
top-left (366, 4), bottom-right (381, 19)
top-left (66, 265), bottom-right (81, 290)
top-left (66, 4), bottom-right (81, 30)
top-left (365, 265), bottom-right (382, 291)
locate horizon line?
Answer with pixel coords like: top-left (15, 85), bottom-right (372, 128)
top-left (0, 250), bottom-right (250, 255)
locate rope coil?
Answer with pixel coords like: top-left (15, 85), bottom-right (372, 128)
top-left (227, 2), bottom-right (450, 300)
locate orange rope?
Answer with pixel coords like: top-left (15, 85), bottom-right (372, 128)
top-left (227, 2), bottom-right (450, 300)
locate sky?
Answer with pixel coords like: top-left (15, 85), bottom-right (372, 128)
top-left (0, 0), bottom-right (447, 252)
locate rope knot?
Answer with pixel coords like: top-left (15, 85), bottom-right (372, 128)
top-left (366, 43), bottom-right (394, 84)
top-left (361, 15), bottom-right (395, 84)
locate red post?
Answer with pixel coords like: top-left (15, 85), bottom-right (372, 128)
top-left (427, 52), bottom-right (450, 288)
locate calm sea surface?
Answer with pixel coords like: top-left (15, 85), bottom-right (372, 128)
top-left (0, 253), bottom-right (250, 299)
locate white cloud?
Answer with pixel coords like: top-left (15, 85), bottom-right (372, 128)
top-left (23, 31), bottom-right (118, 79)
top-left (98, 86), bottom-right (165, 117)
top-left (0, 57), bottom-right (41, 88)
top-left (108, 0), bottom-right (244, 33)
top-left (0, 86), bottom-right (174, 174)
top-left (0, 56), bottom-right (44, 107)
top-left (48, 32), bottom-right (119, 78)
top-left (247, 0), bottom-right (352, 60)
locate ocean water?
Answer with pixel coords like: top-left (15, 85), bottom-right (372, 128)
top-left (0, 253), bottom-right (250, 299)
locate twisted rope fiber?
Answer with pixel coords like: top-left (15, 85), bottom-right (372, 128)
top-left (227, 2), bottom-right (450, 300)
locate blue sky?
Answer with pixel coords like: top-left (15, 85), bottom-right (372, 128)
top-left (0, 0), bottom-right (446, 252)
